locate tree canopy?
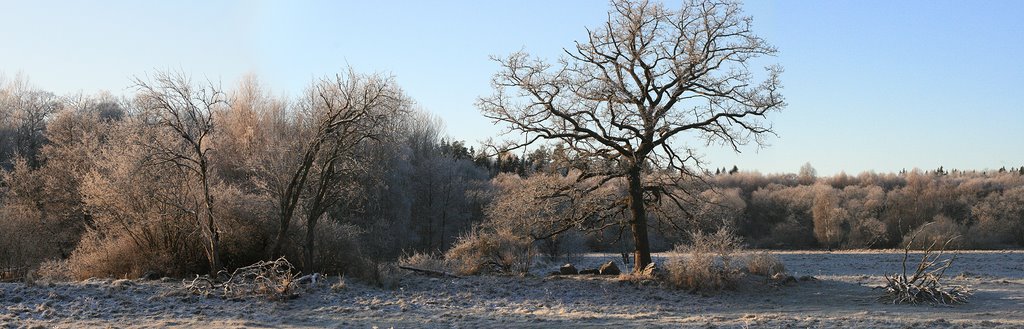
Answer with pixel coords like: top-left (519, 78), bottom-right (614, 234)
top-left (479, 0), bottom-right (785, 272)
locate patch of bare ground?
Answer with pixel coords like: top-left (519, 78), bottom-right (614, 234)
top-left (2, 251), bottom-right (1023, 328)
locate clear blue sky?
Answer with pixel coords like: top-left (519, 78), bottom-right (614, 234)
top-left (2, 0), bottom-right (1022, 175)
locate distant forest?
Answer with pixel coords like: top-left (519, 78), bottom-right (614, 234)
top-left (1, 72), bottom-right (1022, 279)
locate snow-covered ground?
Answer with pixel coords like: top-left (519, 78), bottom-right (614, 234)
top-left (2, 251), bottom-right (1023, 328)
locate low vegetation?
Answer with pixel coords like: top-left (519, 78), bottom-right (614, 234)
top-left (445, 228), bottom-right (535, 276)
top-left (745, 251), bottom-right (788, 278)
top-left (184, 257), bottom-right (305, 301)
top-left (665, 229), bottom-right (789, 292)
top-left (880, 232), bottom-right (971, 305)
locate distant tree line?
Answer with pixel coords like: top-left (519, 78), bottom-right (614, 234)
top-left (716, 164), bottom-right (1024, 249)
top-left (476, 159), bottom-right (1024, 257)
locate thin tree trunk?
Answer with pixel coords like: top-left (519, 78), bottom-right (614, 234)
top-left (440, 209), bottom-right (448, 251)
top-left (304, 213), bottom-right (319, 272)
top-left (199, 158), bottom-right (221, 275)
top-left (269, 138), bottom-right (324, 259)
top-left (270, 205), bottom-right (292, 259)
top-left (425, 190), bottom-right (434, 250)
top-left (303, 146), bottom-right (340, 272)
top-left (627, 165), bottom-right (652, 273)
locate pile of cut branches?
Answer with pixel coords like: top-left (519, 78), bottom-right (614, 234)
top-left (879, 235), bottom-right (970, 305)
top-left (185, 257), bottom-right (309, 301)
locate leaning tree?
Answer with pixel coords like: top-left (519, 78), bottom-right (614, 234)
top-left (478, 0), bottom-right (784, 273)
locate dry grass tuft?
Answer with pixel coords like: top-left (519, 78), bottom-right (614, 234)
top-left (398, 251), bottom-right (449, 273)
top-left (34, 259), bottom-right (73, 282)
top-left (365, 262), bottom-right (403, 290)
top-left (746, 251), bottom-right (787, 277)
top-left (665, 228), bottom-right (745, 292)
top-left (444, 228), bottom-right (535, 276)
top-left (331, 275), bottom-right (347, 292)
top-left (617, 272), bottom-right (658, 285)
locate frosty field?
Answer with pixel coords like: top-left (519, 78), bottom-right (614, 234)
top-left (2, 251), bottom-right (1023, 328)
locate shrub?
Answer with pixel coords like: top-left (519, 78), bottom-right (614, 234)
top-left (0, 203), bottom-right (50, 279)
top-left (445, 227), bottom-right (535, 276)
top-left (34, 259), bottom-right (72, 282)
top-left (665, 228), bottom-right (745, 292)
top-left (304, 220), bottom-right (366, 274)
top-left (214, 186), bottom-right (275, 270)
top-left (844, 217), bottom-right (888, 249)
top-left (345, 260), bottom-right (403, 290)
top-left (901, 216), bottom-right (965, 250)
top-left (0, 160), bottom-right (65, 275)
top-left (67, 223), bottom-right (206, 280)
top-left (745, 251), bottom-right (787, 277)
top-left (398, 251), bottom-right (448, 274)
top-left (666, 249), bottom-right (730, 292)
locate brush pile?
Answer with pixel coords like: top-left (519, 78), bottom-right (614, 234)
top-left (184, 257), bottom-right (306, 301)
top-left (879, 237), bottom-right (970, 305)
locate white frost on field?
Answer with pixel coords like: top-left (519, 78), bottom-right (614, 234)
top-left (2, 251), bottom-right (1023, 328)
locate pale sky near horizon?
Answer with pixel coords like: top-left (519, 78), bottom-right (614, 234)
top-left (1, 0), bottom-right (1022, 176)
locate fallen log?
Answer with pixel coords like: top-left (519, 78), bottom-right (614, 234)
top-left (398, 266), bottom-right (460, 278)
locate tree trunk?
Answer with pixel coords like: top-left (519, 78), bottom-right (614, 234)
top-left (304, 213), bottom-right (319, 273)
top-left (207, 229), bottom-right (221, 276)
top-left (440, 209), bottom-right (448, 251)
top-left (425, 191), bottom-right (434, 250)
top-left (302, 151), bottom-right (337, 273)
top-left (269, 140), bottom-right (322, 260)
top-left (626, 165), bottom-right (652, 273)
top-left (270, 207), bottom-right (291, 259)
top-left (200, 159), bottom-right (221, 276)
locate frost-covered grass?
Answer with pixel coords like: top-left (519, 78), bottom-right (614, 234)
top-left (2, 251), bottom-right (1024, 328)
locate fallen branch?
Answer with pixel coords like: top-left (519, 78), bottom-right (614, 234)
top-left (398, 265), bottom-right (460, 278)
top-left (183, 257), bottom-right (307, 301)
top-left (879, 228), bottom-right (971, 305)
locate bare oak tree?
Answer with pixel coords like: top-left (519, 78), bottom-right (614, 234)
top-left (478, 0), bottom-right (784, 272)
top-left (133, 71), bottom-right (226, 275)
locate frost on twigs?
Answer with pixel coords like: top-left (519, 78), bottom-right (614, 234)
top-left (879, 231), bottom-right (971, 305)
top-left (666, 228), bottom-right (746, 293)
top-left (183, 257), bottom-right (311, 301)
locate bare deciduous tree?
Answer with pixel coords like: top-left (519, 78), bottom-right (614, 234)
top-left (299, 72), bottom-right (409, 271)
top-left (812, 184), bottom-right (846, 249)
top-left (478, 0), bottom-right (784, 272)
top-left (133, 71), bottom-right (226, 275)
top-left (0, 73), bottom-right (61, 168)
top-left (256, 69), bottom-right (408, 270)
